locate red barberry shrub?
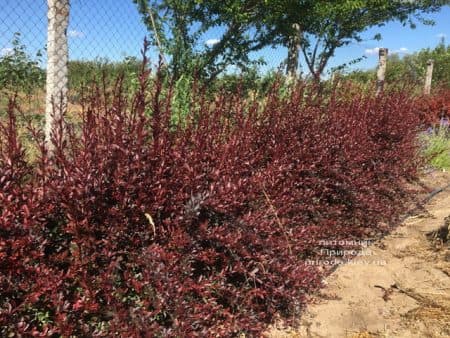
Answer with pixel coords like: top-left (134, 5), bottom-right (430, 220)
top-left (0, 98), bottom-right (51, 336)
top-left (0, 52), bottom-right (423, 336)
top-left (416, 87), bottom-right (450, 127)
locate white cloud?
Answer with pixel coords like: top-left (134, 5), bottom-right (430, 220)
top-left (68, 30), bottom-right (84, 38)
top-left (364, 47), bottom-right (380, 56)
top-left (0, 47), bottom-right (13, 56)
top-left (205, 38), bottom-right (220, 47)
top-left (365, 46), bottom-right (409, 56)
top-left (437, 33), bottom-right (447, 39)
top-left (392, 47), bottom-right (409, 55)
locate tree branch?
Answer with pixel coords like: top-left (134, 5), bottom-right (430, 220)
top-left (147, 4), bottom-right (167, 66)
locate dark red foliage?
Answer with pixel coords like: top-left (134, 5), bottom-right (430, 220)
top-left (416, 87), bottom-right (450, 127)
top-left (1, 61), bottom-right (422, 336)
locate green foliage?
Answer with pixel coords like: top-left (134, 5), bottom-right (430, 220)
top-left (384, 53), bottom-right (425, 86)
top-left (133, 0), bottom-right (201, 79)
top-left (134, 0), bottom-right (448, 83)
top-left (213, 68), bottom-right (261, 94)
top-left (68, 57), bottom-right (141, 98)
top-left (171, 74), bottom-right (193, 128)
top-left (343, 69), bottom-right (376, 83)
top-left (210, 67), bottom-right (290, 100)
top-left (0, 33), bottom-right (45, 94)
top-left (386, 39), bottom-right (450, 88)
top-left (298, 0), bottom-right (448, 80)
top-left (421, 126), bottom-right (450, 170)
top-left (133, 0), bottom-right (273, 82)
top-left (344, 41), bottom-right (450, 89)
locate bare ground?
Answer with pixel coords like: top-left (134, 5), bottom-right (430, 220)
top-left (268, 171), bottom-right (450, 338)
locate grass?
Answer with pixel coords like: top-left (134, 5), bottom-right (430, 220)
top-left (421, 125), bottom-right (450, 170)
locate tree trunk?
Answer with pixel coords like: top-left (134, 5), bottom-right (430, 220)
top-left (286, 23), bottom-right (301, 82)
top-left (45, 0), bottom-right (70, 150)
top-left (313, 71), bottom-right (321, 85)
top-left (423, 59), bottom-right (434, 95)
top-left (376, 48), bottom-right (388, 96)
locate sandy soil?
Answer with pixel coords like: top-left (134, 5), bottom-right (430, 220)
top-left (269, 171), bottom-right (450, 338)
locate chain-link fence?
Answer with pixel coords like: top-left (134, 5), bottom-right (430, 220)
top-left (0, 0), bottom-right (291, 129)
top-left (0, 0), bottom-right (150, 118)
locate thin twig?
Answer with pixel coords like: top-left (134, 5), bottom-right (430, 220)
top-left (262, 189), bottom-right (293, 255)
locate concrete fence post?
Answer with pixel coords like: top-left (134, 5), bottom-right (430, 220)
top-left (376, 48), bottom-right (388, 96)
top-left (45, 0), bottom-right (70, 151)
top-left (423, 59), bottom-right (434, 95)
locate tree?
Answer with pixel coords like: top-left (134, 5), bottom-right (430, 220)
top-left (133, 0), bottom-right (449, 83)
top-left (0, 33), bottom-right (45, 95)
top-left (244, 0), bottom-right (448, 81)
top-left (296, 0), bottom-right (449, 82)
top-left (133, 0), bottom-right (271, 82)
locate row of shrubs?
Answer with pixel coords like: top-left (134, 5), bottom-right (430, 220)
top-left (0, 51), bottom-right (433, 336)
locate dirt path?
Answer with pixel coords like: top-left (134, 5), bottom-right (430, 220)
top-left (269, 172), bottom-right (450, 338)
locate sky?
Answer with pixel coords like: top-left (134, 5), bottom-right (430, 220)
top-left (325, 5), bottom-right (450, 74)
top-left (0, 0), bottom-right (449, 74)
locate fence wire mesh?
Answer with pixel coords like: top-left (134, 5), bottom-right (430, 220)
top-left (0, 0), bottom-right (150, 116)
top-left (1, 0), bottom-right (289, 122)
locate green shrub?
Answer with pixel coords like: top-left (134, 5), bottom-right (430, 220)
top-left (171, 74), bottom-right (192, 128)
top-left (0, 33), bottom-right (45, 94)
top-left (68, 57), bottom-right (141, 99)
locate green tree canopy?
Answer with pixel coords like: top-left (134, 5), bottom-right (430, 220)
top-left (133, 0), bottom-right (271, 82)
top-left (296, 0), bottom-right (449, 81)
top-left (133, 0), bottom-right (449, 82)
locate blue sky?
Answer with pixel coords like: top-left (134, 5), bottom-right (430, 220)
top-left (0, 0), bottom-right (449, 74)
top-left (325, 5), bottom-right (450, 74)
